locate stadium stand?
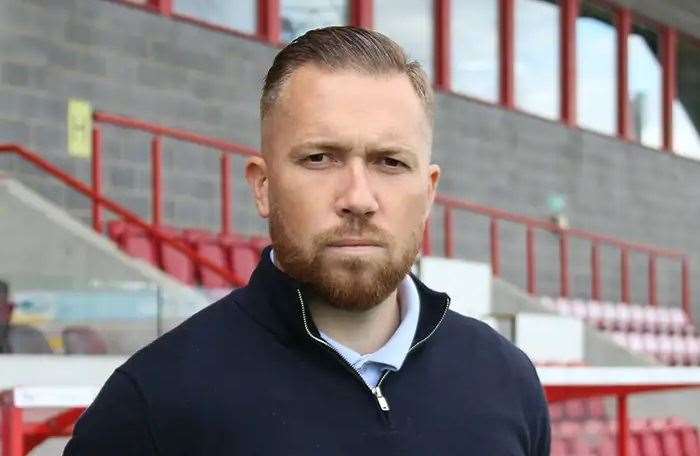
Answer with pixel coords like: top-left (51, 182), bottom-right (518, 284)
top-left (541, 297), bottom-right (700, 366)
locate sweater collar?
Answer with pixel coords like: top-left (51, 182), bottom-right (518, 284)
top-left (236, 246), bottom-right (451, 348)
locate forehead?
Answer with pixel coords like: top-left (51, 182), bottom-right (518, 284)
top-left (263, 65), bottom-right (431, 152)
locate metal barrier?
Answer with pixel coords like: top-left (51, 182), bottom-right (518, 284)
top-left (0, 144), bottom-right (245, 286)
top-left (90, 112), bottom-right (692, 317)
top-left (428, 194), bottom-right (692, 318)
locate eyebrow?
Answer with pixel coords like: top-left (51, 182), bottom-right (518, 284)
top-left (290, 140), bottom-right (418, 162)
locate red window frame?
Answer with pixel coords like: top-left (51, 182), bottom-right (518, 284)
top-left (115, 0), bottom-right (693, 159)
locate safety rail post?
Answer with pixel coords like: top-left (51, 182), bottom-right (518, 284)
top-left (648, 254), bottom-right (658, 306)
top-left (91, 127), bottom-right (103, 233)
top-left (526, 226), bottom-right (537, 294)
top-left (591, 242), bottom-right (602, 301)
top-left (490, 218), bottom-right (501, 277)
top-left (559, 231), bottom-right (570, 298)
top-left (682, 258), bottom-right (692, 319)
top-left (151, 136), bottom-right (163, 227)
top-left (1, 395), bottom-right (23, 456)
top-left (443, 207), bottom-right (454, 258)
top-left (621, 248), bottom-right (630, 304)
top-left (434, 0), bottom-right (451, 91)
top-left (617, 394), bottom-right (629, 456)
top-left (422, 216), bottom-right (432, 256)
top-left (220, 153), bottom-right (232, 236)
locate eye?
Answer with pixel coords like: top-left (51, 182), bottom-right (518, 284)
top-left (308, 153), bottom-right (326, 163)
top-left (378, 157), bottom-right (408, 169)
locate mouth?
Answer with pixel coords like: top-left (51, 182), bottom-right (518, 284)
top-left (325, 239), bottom-right (385, 254)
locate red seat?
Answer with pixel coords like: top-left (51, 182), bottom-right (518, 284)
top-left (658, 427), bottom-right (683, 456)
top-left (122, 232), bottom-right (158, 266)
top-left (158, 227), bottom-right (196, 285)
top-left (249, 236), bottom-right (270, 255)
top-left (564, 399), bottom-right (587, 421)
top-left (227, 241), bottom-right (259, 284)
top-left (194, 240), bottom-right (231, 288)
top-left (637, 428), bottom-right (662, 456)
top-left (62, 326), bottom-right (108, 355)
top-left (587, 398), bottom-right (607, 420)
top-left (678, 425), bottom-right (700, 456)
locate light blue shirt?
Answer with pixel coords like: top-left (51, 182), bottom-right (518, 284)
top-left (270, 250), bottom-right (420, 387)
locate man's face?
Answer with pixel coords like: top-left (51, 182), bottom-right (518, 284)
top-left (248, 65), bottom-right (440, 310)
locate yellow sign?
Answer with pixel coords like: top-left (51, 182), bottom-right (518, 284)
top-left (67, 99), bottom-right (93, 158)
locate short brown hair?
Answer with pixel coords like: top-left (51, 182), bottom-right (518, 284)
top-left (260, 26), bottom-right (433, 121)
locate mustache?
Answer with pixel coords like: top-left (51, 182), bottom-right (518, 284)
top-left (314, 222), bottom-right (390, 247)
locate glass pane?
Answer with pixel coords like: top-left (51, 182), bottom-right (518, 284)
top-left (8, 282), bottom-right (211, 355)
top-left (628, 21), bottom-right (662, 149)
top-left (576, 1), bottom-right (616, 135)
top-left (451, 0), bottom-right (499, 102)
top-left (281, 0), bottom-right (349, 43)
top-left (374, 0), bottom-right (434, 80)
top-left (515, 0), bottom-right (560, 119)
top-left (174, 0), bottom-right (257, 34)
top-left (674, 36), bottom-right (700, 160)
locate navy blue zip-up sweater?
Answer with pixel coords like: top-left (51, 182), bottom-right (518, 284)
top-left (64, 247), bottom-right (550, 455)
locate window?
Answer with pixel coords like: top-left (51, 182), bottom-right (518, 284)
top-left (628, 19), bottom-right (662, 149)
top-left (451, 0), bottom-right (499, 102)
top-left (515, 0), bottom-right (560, 119)
top-left (173, 0), bottom-right (257, 34)
top-left (576, 1), bottom-right (616, 135)
top-left (673, 35), bottom-right (700, 160)
top-left (281, 0), bottom-right (349, 43)
top-left (374, 0), bottom-right (434, 80)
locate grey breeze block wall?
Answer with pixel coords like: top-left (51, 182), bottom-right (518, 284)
top-left (1, 0), bottom-right (700, 321)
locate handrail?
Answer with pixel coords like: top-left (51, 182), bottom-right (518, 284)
top-left (0, 143), bottom-right (246, 287)
top-left (91, 111), bottom-right (692, 316)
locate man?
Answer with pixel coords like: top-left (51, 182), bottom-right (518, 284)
top-left (0, 280), bottom-right (14, 353)
top-left (65, 27), bottom-right (549, 455)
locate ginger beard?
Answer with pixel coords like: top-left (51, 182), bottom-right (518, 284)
top-left (269, 202), bottom-right (421, 312)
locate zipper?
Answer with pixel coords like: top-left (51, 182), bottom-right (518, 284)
top-left (373, 295), bottom-right (451, 395)
top-left (297, 289), bottom-right (451, 415)
top-left (296, 289), bottom-right (388, 412)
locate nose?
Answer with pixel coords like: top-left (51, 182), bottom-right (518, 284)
top-left (335, 159), bottom-right (379, 219)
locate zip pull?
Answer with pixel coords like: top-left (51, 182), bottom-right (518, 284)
top-left (373, 385), bottom-right (391, 411)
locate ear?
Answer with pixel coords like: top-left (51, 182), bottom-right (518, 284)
top-left (245, 156), bottom-right (270, 218)
top-left (425, 163), bottom-right (441, 219)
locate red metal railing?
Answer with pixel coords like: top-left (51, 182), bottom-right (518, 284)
top-left (427, 194), bottom-right (692, 318)
top-left (0, 143), bottom-right (246, 287)
top-left (91, 111), bottom-right (692, 318)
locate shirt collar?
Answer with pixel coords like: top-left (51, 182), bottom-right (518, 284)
top-left (270, 248), bottom-right (420, 371)
top-left (319, 276), bottom-right (419, 373)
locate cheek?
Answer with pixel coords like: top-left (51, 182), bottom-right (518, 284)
top-left (271, 176), bottom-right (328, 237)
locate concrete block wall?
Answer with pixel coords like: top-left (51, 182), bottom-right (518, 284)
top-left (1, 0), bottom-right (700, 320)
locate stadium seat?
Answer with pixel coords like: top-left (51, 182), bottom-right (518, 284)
top-left (636, 429), bottom-right (663, 456)
top-left (157, 227), bottom-right (197, 285)
top-left (122, 231), bottom-right (158, 266)
top-left (62, 326), bottom-right (108, 355)
top-left (678, 423), bottom-right (700, 456)
top-left (7, 325), bottom-right (53, 354)
top-left (249, 236), bottom-right (270, 255)
top-left (657, 426), bottom-right (683, 456)
top-left (194, 239), bottom-right (231, 288)
top-left (219, 237), bottom-right (259, 284)
top-left (686, 336), bottom-right (700, 366)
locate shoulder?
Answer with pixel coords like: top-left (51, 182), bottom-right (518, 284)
top-left (439, 310), bottom-right (542, 388)
top-left (118, 289), bottom-right (254, 380)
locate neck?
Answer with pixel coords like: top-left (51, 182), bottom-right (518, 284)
top-left (308, 290), bottom-right (401, 355)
